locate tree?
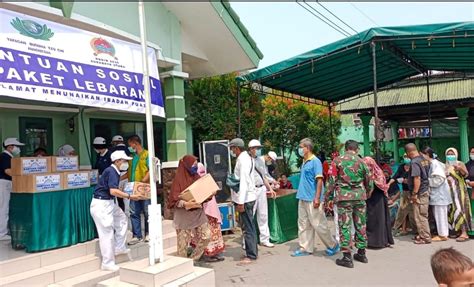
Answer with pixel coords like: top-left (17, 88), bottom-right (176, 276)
top-left (188, 73), bottom-right (263, 145)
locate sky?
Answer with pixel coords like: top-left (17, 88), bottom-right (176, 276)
top-left (231, 2), bottom-right (474, 69)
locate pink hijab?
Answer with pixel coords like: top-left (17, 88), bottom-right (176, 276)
top-left (363, 157), bottom-right (390, 197)
top-left (198, 163), bottom-right (222, 223)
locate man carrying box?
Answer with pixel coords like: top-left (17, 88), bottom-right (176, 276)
top-left (0, 138), bottom-right (24, 241)
top-left (90, 150), bottom-right (141, 271)
top-left (126, 135), bottom-right (151, 245)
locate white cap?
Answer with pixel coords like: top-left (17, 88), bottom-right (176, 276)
top-left (112, 135), bottom-right (124, 142)
top-left (248, 139), bottom-right (262, 148)
top-left (111, 150), bottom-right (132, 162)
top-left (3, 138), bottom-right (25, 146)
top-left (93, 137), bottom-right (106, 145)
top-left (268, 151), bottom-right (277, 161)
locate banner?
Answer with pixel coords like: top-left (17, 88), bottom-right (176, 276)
top-left (0, 8), bottom-right (165, 117)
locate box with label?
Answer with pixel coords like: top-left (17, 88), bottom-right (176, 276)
top-left (51, 156), bottom-right (79, 172)
top-left (63, 171), bottom-right (90, 189)
top-left (179, 174), bottom-right (219, 207)
top-left (12, 173), bottom-right (63, 193)
top-left (84, 169), bottom-right (99, 185)
top-left (124, 182), bottom-right (151, 199)
top-left (11, 157), bottom-right (51, 175)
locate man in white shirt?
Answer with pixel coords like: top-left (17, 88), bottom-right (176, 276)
top-left (229, 138), bottom-right (258, 265)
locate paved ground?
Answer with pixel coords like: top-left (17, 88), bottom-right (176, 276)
top-left (205, 230), bottom-right (474, 287)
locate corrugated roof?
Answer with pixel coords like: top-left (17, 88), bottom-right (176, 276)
top-left (337, 78), bottom-right (474, 113)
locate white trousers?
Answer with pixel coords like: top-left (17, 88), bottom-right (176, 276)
top-left (0, 179), bottom-right (12, 240)
top-left (298, 200), bottom-right (335, 252)
top-left (90, 198), bottom-right (128, 268)
top-left (253, 186), bottom-right (271, 244)
top-left (432, 205), bottom-right (449, 237)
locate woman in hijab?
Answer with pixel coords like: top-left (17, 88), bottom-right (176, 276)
top-left (421, 147), bottom-right (451, 241)
top-left (363, 156), bottom-right (394, 248)
top-left (168, 155), bottom-right (211, 262)
top-left (57, 144), bottom-right (76, 156)
top-left (445, 147), bottom-right (471, 242)
top-left (190, 163), bottom-right (225, 262)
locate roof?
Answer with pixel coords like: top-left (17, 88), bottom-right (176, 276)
top-left (239, 22), bottom-right (474, 103)
top-left (337, 78), bottom-right (474, 113)
top-left (221, 1), bottom-right (264, 60)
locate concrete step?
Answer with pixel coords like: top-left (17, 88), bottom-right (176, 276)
top-left (119, 256), bottom-right (194, 287)
top-left (47, 269), bottom-right (118, 287)
top-left (97, 276), bottom-right (139, 287)
top-left (162, 267), bottom-right (215, 287)
top-left (2, 254), bottom-right (100, 287)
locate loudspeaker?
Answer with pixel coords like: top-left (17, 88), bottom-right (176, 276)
top-left (199, 140), bottom-right (231, 203)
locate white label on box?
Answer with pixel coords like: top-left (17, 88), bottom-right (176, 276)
top-left (35, 174), bottom-right (61, 191)
top-left (124, 182), bottom-right (134, 194)
top-left (89, 170), bottom-right (99, 185)
top-left (56, 157), bottom-right (78, 171)
top-left (22, 158), bottom-right (48, 174)
top-left (67, 173), bottom-right (89, 188)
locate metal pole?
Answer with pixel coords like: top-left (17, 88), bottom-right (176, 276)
top-left (371, 42), bottom-right (380, 162)
top-left (237, 81), bottom-right (241, 138)
top-left (328, 103), bottom-right (334, 152)
top-left (138, 0), bottom-right (163, 265)
top-left (426, 75), bottom-right (432, 144)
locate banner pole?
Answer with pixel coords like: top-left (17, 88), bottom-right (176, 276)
top-left (138, 0), bottom-right (163, 265)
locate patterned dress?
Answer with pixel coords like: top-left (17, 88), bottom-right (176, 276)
top-left (447, 168), bottom-right (472, 233)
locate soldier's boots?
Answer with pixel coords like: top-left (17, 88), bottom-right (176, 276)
top-left (353, 249), bottom-right (368, 263)
top-left (336, 252), bottom-right (354, 268)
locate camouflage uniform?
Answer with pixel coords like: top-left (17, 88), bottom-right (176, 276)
top-left (326, 151), bottom-right (373, 252)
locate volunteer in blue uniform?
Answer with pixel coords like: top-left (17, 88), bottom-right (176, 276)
top-left (93, 137), bottom-right (112, 175)
top-left (111, 135), bottom-right (131, 156)
top-left (110, 135), bottom-right (130, 213)
top-left (0, 138), bottom-right (24, 241)
top-left (90, 150), bottom-right (140, 271)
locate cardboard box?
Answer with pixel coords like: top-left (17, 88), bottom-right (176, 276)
top-left (179, 174), bottom-right (219, 205)
top-left (12, 173), bottom-right (63, 193)
top-left (83, 169), bottom-right (99, 185)
top-left (124, 182), bottom-right (151, 199)
top-left (63, 171), bottom-right (90, 189)
top-left (51, 156), bottom-right (79, 172)
top-left (11, 157), bottom-right (51, 175)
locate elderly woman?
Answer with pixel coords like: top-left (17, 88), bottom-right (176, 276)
top-left (57, 144), bottom-right (76, 156)
top-left (421, 147), bottom-right (452, 241)
top-left (445, 147), bottom-right (471, 242)
top-left (168, 155), bottom-right (211, 262)
top-left (363, 157), bottom-right (394, 248)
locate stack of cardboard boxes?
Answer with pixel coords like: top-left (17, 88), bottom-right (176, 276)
top-left (11, 156), bottom-right (99, 193)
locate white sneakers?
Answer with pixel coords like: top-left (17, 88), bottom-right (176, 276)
top-left (260, 242), bottom-right (275, 248)
top-left (128, 237), bottom-right (142, 245)
top-left (115, 248), bottom-right (132, 261)
top-left (144, 235), bottom-right (150, 242)
top-left (101, 264), bottom-right (120, 272)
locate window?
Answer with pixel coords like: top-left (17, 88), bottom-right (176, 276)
top-left (19, 117), bottom-right (53, 156)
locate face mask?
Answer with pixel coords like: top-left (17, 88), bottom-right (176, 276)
top-left (470, 154), bottom-right (474, 161)
top-left (266, 161), bottom-right (272, 166)
top-left (403, 158), bottom-right (411, 164)
top-left (189, 165), bottom-right (198, 175)
top-left (11, 146), bottom-right (21, 156)
top-left (94, 148), bottom-right (100, 154)
top-left (230, 150), bottom-right (236, 158)
top-left (256, 149), bottom-right (262, 157)
top-left (298, 147), bottom-right (304, 157)
top-left (120, 162), bottom-right (129, 171)
top-left (446, 155), bottom-right (457, 163)
top-left (128, 147), bottom-right (135, 154)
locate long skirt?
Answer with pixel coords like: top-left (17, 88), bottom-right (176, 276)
top-left (191, 216), bottom-right (225, 257)
top-left (447, 175), bottom-right (472, 233)
top-left (367, 188), bottom-right (394, 248)
top-left (177, 222), bottom-right (210, 261)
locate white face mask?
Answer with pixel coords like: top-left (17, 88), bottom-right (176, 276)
top-left (470, 154), bottom-right (474, 161)
top-left (94, 148), bottom-right (100, 154)
top-left (230, 150), bottom-right (237, 158)
top-left (120, 162), bottom-right (129, 171)
top-left (11, 146), bottom-right (21, 156)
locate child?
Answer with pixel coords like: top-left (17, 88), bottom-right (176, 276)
top-left (431, 247), bottom-right (474, 286)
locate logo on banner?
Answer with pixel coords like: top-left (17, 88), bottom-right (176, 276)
top-left (90, 37), bottom-right (118, 59)
top-left (10, 17), bottom-right (54, 41)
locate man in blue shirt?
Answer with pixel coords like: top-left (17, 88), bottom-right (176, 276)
top-left (291, 138), bottom-right (339, 257)
top-left (93, 137), bottom-right (113, 175)
top-left (90, 150), bottom-right (140, 271)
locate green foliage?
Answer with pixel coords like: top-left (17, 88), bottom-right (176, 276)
top-left (188, 73), bottom-right (263, 145)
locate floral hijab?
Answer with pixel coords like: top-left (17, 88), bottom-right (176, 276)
top-left (363, 156), bottom-right (390, 197)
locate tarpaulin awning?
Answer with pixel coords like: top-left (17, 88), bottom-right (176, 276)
top-left (238, 22), bottom-right (474, 103)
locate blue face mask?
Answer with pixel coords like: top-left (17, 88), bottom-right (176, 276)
top-left (256, 149), bottom-right (262, 157)
top-left (298, 147), bottom-right (305, 157)
top-left (403, 158), bottom-right (411, 164)
top-left (189, 165), bottom-right (198, 175)
top-left (446, 155), bottom-right (457, 163)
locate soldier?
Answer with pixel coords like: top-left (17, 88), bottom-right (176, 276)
top-left (325, 140), bottom-right (373, 268)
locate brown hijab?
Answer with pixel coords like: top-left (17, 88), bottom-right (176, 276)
top-left (168, 155), bottom-right (199, 209)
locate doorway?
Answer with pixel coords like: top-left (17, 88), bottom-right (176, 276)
top-left (19, 117), bottom-right (53, 156)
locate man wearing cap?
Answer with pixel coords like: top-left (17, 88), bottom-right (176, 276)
top-left (90, 150), bottom-right (141, 271)
top-left (229, 138), bottom-right (258, 265)
top-left (111, 135), bottom-right (131, 156)
top-left (0, 138), bottom-right (24, 241)
top-left (111, 135), bottom-right (131, 213)
top-left (263, 151), bottom-right (278, 179)
top-left (249, 140), bottom-right (276, 248)
top-left (93, 137), bottom-right (113, 176)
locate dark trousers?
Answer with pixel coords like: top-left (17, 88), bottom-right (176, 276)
top-left (239, 201), bottom-right (258, 260)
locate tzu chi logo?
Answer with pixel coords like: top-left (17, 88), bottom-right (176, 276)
top-left (90, 37), bottom-right (118, 59)
top-left (10, 17), bottom-right (54, 41)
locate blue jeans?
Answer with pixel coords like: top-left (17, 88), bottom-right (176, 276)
top-left (238, 201), bottom-right (258, 260)
top-left (130, 199), bottom-right (150, 239)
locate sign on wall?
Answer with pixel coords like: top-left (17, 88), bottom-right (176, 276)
top-left (0, 8), bottom-right (165, 117)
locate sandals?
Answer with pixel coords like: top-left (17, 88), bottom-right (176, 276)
top-left (456, 236), bottom-right (469, 242)
top-left (413, 239), bottom-right (431, 245)
top-left (237, 257), bottom-right (254, 266)
top-left (432, 236), bottom-right (448, 242)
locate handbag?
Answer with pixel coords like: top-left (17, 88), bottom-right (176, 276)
top-left (226, 152), bottom-right (254, 193)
